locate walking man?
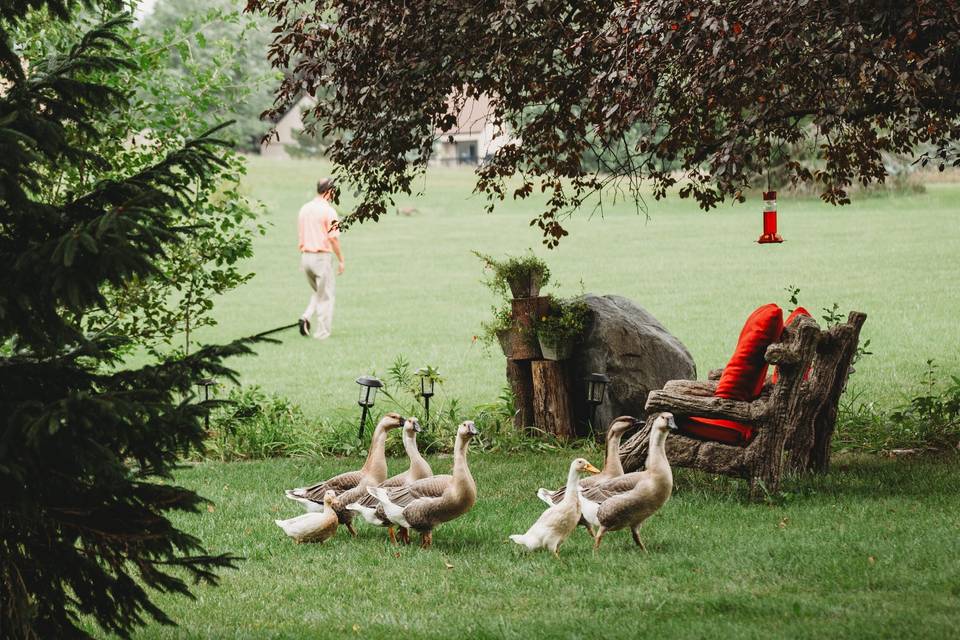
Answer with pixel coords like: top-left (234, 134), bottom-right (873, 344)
top-left (298, 177), bottom-right (345, 339)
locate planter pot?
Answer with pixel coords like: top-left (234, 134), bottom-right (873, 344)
top-left (538, 334), bottom-right (574, 361)
top-left (508, 272), bottom-right (544, 299)
top-left (496, 329), bottom-right (515, 357)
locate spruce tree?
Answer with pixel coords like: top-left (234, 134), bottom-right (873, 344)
top-left (1, 2), bottom-right (260, 637)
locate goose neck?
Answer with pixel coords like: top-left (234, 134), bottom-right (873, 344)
top-left (603, 428), bottom-right (625, 476)
top-left (561, 463), bottom-right (581, 505)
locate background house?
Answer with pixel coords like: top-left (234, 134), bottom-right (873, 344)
top-left (262, 94), bottom-right (513, 163)
top-left (431, 94), bottom-right (512, 166)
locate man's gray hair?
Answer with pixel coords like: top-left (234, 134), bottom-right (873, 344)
top-left (316, 177), bottom-right (337, 195)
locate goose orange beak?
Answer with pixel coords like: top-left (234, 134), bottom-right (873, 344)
top-left (584, 463), bottom-right (601, 474)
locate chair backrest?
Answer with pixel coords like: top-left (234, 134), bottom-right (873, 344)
top-left (766, 311), bottom-right (867, 472)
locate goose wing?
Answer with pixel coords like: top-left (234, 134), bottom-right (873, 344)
top-left (578, 472), bottom-right (643, 503)
top-left (288, 470), bottom-right (365, 502)
top-left (352, 472), bottom-right (409, 509)
top-left (382, 474), bottom-right (453, 507)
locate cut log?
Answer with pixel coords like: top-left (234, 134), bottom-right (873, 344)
top-left (506, 359), bottom-right (535, 429)
top-left (531, 360), bottom-right (575, 439)
top-left (510, 296), bottom-right (549, 360)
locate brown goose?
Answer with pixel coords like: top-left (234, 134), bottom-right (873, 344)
top-left (537, 415), bottom-right (638, 533)
top-left (345, 417), bottom-right (433, 543)
top-left (367, 421), bottom-right (478, 549)
top-left (284, 412), bottom-right (404, 534)
top-left (578, 412), bottom-right (678, 550)
top-left (274, 490), bottom-right (341, 544)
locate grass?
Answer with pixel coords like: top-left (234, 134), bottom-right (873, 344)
top-left (197, 158), bottom-right (960, 421)
top-left (124, 160), bottom-right (960, 637)
top-left (113, 451), bottom-right (960, 639)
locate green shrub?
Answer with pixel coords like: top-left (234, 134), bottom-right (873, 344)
top-left (205, 377), bottom-right (602, 460)
top-left (207, 385), bottom-right (325, 460)
top-left (835, 361), bottom-right (960, 453)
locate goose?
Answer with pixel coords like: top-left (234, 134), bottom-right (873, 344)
top-left (510, 458), bottom-right (601, 557)
top-left (367, 421), bottom-right (478, 549)
top-left (537, 415), bottom-right (637, 505)
top-left (536, 415), bottom-right (638, 535)
top-left (346, 417), bottom-right (433, 544)
top-left (578, 412), bottom-right (678, 551)
top-left (274, 490), bottom-right (341, 543)
top-left (284, 412), bottom-right (404, 534)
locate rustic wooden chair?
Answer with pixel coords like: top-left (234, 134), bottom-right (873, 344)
top-left (618, 311), bottom-right (866, 499)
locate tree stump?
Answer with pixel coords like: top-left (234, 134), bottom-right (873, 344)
top-left (510, 296), bottom-right (548, 360)
top-left (531, 360), bottom-right (575, 439)
top-left (506, 359), bottom-right (535, 429)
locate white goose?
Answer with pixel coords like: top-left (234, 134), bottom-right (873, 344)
top-left (275, 490), bottom-right (341, 544)
top-left (510, 457), bottom-right (600, 557)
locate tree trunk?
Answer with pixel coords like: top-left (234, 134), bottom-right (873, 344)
top-left (506, 359), bottom-right (535, 430)
top-left (531, 360), bottom-right (575, 439)
top-left (510, 296), bottom-right (548, 360)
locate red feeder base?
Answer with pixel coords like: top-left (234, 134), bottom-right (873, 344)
top-left (757, 233), bottom-right (784, 244)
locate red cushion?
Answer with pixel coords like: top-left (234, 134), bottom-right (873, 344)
top-left (681, 417), bottom-right (754, 446)
top-left (772, 306), bottom-right (811, 383)
top-left (715, 303), bottom-right (784, 401)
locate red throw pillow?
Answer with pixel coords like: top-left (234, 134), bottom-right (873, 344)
top-left (681, 417), bottom-right (754, 446)
top-left (772, 306), bottom-right (811, 383)
top-left (715, 303), bottom-right (784, 401)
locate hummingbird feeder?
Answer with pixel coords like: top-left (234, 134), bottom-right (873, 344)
top-left (757, 190), bottom-right (784, 244)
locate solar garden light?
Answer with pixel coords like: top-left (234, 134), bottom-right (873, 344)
top-left (355, 376), bottom-right (383, 440)
top-left (584, 373), bottom-right (610, 434)
top-left (197, 378), bottom-right (216, 431)
top-left (415, 367), bottom-right (436, 426)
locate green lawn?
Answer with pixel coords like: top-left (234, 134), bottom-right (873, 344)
top-left (118, 452), bottom-right (960, 639)
top-left (119, 169), bottom-right (960, 638)
top-left (200, 157), bottom-right (960, 420)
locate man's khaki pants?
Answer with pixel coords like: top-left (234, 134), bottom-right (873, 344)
top-left (301, 252), bottom-right (335, 338)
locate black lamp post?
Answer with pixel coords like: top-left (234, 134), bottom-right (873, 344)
top-left (355, 376), bottom-right (383, 440)
top-left (415, 367), bottom-right (436, 426)
top-left (197, 378), bottom-right (216, 431)
top-left (584, 373), bottom-right (610, 434)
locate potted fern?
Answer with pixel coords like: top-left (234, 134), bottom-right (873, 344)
top-left (473, 250), bottom-right (551, 299)
top-left (533, 296), bottom-right (590, 361)
top-left (481, 302), bottom-right (516, 357)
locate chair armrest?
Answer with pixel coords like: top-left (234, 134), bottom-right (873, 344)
top-left (645, 389), bottom-right (762, 423)
top-left (662, 380), bottom-right (718, 397)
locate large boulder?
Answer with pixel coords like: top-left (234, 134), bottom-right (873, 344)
top-left (568, 294), bottom-right (696, 436)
